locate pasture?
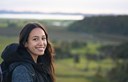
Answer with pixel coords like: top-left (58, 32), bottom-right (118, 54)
top-left (0, 20), bottom-right (125, 82)
top-left (0, 35), bottom-right (113, 82)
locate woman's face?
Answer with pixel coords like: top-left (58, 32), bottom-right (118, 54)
top-left (25, 27), bottom-right (47, 57)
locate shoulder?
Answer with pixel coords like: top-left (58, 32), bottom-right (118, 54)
top-left (12, 65), bottom-right (33, 82)
top-left (13, 65), bottom-right (29, 73)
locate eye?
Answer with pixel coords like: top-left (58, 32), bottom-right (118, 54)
top-left (42, 37), bottom-right (46, 40)
top-left (33, 38), bottom-right (38, 41)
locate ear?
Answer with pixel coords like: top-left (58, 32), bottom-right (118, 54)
top-left (24, 42), bottom-right (28, 47)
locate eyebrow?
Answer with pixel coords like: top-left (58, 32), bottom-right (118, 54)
top-left (32, 35), bottom-right (46, 38)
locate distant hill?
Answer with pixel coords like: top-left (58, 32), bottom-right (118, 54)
top-left (0, 10), bottom-right (89, 16)
top-left (68, 15), bottom-right (128, 36)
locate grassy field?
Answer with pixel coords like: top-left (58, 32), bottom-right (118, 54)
top-left (71, 42), bottom-right (101, 55)
top-left (0, 19), bottom-right (127, 82)
top-left (55, 58), bottom-right (112, 82)
top-left (0, 36), bottom-right (113, 82)
top-left (0, 24), bottom-right (121, 82)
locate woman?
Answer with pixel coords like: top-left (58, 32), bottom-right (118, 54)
top-left (1, 22), bottom-right (55, 82)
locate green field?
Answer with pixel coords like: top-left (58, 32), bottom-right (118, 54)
top-left (55, 58), bottom-right (112, 82)
top-left (0, 36), bottom-right (114, 82)
top-left (0, 19), bottom-right (124, 82)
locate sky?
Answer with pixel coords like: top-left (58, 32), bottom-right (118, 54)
top-left (0, 0), bottom-right (128, 15)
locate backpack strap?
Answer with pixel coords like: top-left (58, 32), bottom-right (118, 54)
top-left (0, 64), bottom-right (3, 82)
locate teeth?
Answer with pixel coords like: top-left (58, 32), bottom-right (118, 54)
top-left (37, 48), bottom-right (44, 51)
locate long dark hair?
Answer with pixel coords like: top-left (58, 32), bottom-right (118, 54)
top-left (19, 22), bottom-right (55, 82)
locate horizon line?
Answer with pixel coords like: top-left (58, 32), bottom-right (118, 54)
top-left (0, 9), bottom-right (128, 16)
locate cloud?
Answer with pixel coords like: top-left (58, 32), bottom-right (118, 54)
top-left (0, 0), bottom-right (128, 14)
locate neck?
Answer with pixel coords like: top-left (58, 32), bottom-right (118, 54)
top-left (26, 49), bottom-right (38, 63)
top-left (31, 55), bottom-right (38, 63)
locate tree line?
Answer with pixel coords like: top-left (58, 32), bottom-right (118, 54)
top-left (68, 15), bottom-right (128, 36)
top-left (98, 42), bottom-right (128, 82)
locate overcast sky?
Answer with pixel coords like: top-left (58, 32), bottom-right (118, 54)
top-left (0, 0), bottom-right (128, 15)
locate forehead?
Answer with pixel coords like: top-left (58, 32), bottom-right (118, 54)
top-left (29, 27), bottom-right (46, 37)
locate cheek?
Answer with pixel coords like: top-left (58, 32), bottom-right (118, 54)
top-left (25, 41), bottom-right (35, 48)
top-left (45, 40), bottom-right (47, 45)
top-left (45, 40), bottom-right (48, 47)
top-left (26, 43), bottom-right (36, 53)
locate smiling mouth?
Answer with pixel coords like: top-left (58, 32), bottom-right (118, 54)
top-left (36, 47), bottom-right (45, 51)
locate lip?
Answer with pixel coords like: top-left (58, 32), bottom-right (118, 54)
top-left (36, 47), bottom-right (45, 51)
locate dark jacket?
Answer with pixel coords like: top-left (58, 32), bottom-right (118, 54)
top-left (1, 43), bottom-right (52, 82)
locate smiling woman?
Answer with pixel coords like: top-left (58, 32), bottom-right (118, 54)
top-left (1, 22), bottom-right (55, 82)
top-left (24, 27), bottom-right (47, 63)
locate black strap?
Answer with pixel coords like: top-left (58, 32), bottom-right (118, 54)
top-left (0, 64), bottom-right (3, 82)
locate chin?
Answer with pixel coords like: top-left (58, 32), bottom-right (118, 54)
top-left (39, 52), bottom-right (45, 55)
